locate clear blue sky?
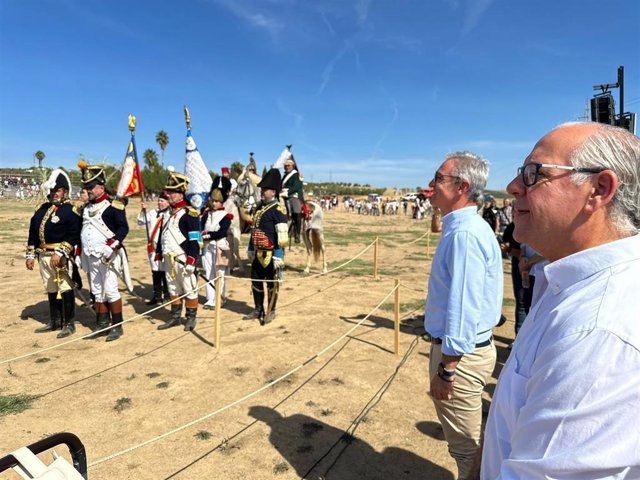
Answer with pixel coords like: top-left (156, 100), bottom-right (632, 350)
top-left (1, 0), bottom-right (639, 190)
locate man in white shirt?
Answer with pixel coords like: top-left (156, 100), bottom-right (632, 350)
top-left (481, 122), bottom-right (640, 479)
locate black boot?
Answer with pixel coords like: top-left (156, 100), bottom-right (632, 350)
top-left (57, 290), bottom-right (76, 338)
top-left (146, 271), bottom-right (164, 305)
top-left (263, 285), bottom-right (278, 325)
top-left (293, 213), bottom-right (302, 243)
top-left (36, 293), bottom-right (62, 333)
top-left (243, 285), bottom-right (265, 321)
top-left (158, 303), bottom-right (182, 330)
top-left (89, 311), bottom-right (111, 339)
top-left (184, 307), bottom-right (197, 331)
top-left (106, 311), bottom-right (124, 342)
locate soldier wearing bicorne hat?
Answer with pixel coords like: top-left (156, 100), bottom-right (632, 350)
top-left (77, 161), bottom-right (129, 342)
top-left (156, 170), bottom-right (201, 331)
top-left (243, 168), bottom-right (288, 325)
top-left (26, 169), bottom-right (82, 338)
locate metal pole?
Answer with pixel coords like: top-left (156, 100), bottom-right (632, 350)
top-left (215, 274), bottom-right (221, 350)
top-left (373, 237), bottom-right (379, 280)
top-left (618, 65), bottom-right (625, 122)
top-left (394, 278), bottom-right (400, 355)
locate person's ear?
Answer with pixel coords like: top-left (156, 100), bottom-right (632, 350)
top-left (585, 170), bottom-right (618, 215)
top-left (458, 179), bottom-right (471, 194)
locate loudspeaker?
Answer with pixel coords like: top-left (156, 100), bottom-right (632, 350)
top-left (590, 94), bottom-right (615, 125)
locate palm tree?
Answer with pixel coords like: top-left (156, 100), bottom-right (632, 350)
top-left (35, 150), bottom-right (46, 169)
top-left (155, 130), bottom-right (169, 166)
top-left (143, 148), bottom-right (160, 173)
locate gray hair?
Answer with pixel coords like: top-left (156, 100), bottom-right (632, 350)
top-left (564, 122), bottom-right (640, 234)
top-left (445, 151), bottom-right (489, 203)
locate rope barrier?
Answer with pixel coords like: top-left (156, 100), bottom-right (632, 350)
top-left (0, 239), bottom-right (378, 365)
top-left (87, 282), bottom-right (401, 469)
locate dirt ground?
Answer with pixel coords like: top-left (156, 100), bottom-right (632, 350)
top-left (0, 199), bottom-right (516, 479)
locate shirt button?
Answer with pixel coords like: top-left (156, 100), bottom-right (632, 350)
top-left (552, 285), bottom-right (560, 294)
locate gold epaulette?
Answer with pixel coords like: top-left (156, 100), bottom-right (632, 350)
top-left (187, 206), bottom-right (200, 217)
top-left (72, 204), bottom-right (84, 216)
top-left (276, 203), bottom-right (287, 215)
top-left (111, 199), bottom-right (125, 210)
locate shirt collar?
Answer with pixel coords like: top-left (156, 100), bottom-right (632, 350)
top-left (441, 206), bottom-right (478, 228)
top-left (172, 200), bottom-right (188, 210)
top-left (92, 192), bottom-right (109, 204)
top-left (544, 233), bottom-right (640, 294)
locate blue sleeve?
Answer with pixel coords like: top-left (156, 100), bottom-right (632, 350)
top-left (110, 207), bottom-right (129, 244)
top-left (442, 231), bottom-right (486, 355)
top-left (208, 215), bottom-right (231, 241)
top-left (180, 213), bottom-right (201, 260)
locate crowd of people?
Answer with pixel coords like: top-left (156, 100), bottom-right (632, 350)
top-left (21, 121), bottom-right (640, 479)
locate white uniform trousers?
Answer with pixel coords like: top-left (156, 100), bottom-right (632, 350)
top-left (202, 243), bottom-right (226, 306)
top-left (38, 256), bottom-right (74, 294)
top-left (86, 254), bottom-right (121, 303)
top-left (163, 253), bottom-right (199, 300)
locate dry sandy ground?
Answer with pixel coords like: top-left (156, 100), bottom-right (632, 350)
top-left (0, 199), bottom-right (516, 479)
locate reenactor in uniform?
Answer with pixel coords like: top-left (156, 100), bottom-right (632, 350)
top-left (243, 168), bottom-right (289, 325)
top-left (78, 162), bottom-right (129, 342)
top-left (201, 176), bottom-right (233, 309)
top-left (156, 171), bottom-right (201, 331)
top-left (280, 146), bottom-right (306, 243)
top-left (25, 170), bottom-right (81, 338)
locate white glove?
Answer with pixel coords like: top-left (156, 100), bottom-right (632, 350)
top-left (247, 250), bottom-right (255, 263)
top-left (100, 244), bottom-right (115, 261)
top-left (272, 256), bottom-right (284, 270)
top-left (184, 264), bottom-right (196, 275)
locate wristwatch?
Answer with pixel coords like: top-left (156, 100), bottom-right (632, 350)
top-left (437, 362), bottom-right (456, 382)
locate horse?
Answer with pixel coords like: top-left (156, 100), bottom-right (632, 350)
top-left (234, 173), bottom-right (261, 233)
top-left (302, 201), bottom-right (327, 274)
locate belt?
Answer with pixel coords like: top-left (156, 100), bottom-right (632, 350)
top-left (432, 336), bottom-right (493, 349)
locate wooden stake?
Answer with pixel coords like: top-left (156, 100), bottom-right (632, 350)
top-left (394, 278), bottom-right (400, 355)
top-left (373, 236), bottom-right (380, 281)
top-left (214, 274), bottom-right (222, 350)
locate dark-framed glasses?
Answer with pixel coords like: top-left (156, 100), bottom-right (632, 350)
top-left (433, 172), bottom-right (460, 184)
top-left (517, 162), bottom-right (605, 187)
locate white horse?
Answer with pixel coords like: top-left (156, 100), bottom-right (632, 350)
top-left (302, 201), bottom-right (327, 274)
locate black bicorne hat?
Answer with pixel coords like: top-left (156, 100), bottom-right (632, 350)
top-left (257, 168), bottom-right (282, 193)
top-left (209, 175), bottom-right (232, 203)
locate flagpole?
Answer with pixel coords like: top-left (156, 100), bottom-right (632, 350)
top-left (128, 114), bottom-right (151, 244)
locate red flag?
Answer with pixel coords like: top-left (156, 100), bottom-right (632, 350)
top-left (116, 135), bottom-right (144, 198)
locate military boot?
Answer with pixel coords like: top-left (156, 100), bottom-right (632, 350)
top-left (57, 290), bottom-right (76, 338)
top-left (184, 307), bottom-right (197, 331)
top-left (146, 271), bottom-right (164, 305)
top-left (88, 311), bottom-right (111, 339)
top-left (106, 311), bottom-right (124, 342)
top-left (36, 293), bottom-right (62, 333)
top-left (158, 303), bottom-right (182, 330)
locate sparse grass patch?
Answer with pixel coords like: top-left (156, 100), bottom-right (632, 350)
top-left (194, 430), bottom-right (212, 440)
top-left (503, 298), bottom-right (515, 307)
top-left (146, 372), bottom-right (161, 378)
top-left (273, 462), bottom-right (289, 474)
top-left (0, 394), bottom-right (37, 417)
top-left (35, 357), bottom-right (50, 364)
top-left (113, 397), bottom-right (132, 413)
top-left (380, 299), bottom-right (425, 313)
top-left (320, 408), bottom-right (333, 417)
top-left (32, 341), bottom-right (41, 348)
top-left (232, 367), bottom-right (249, 377)
top-left (126, 374), bottom-right (136, 381)
top-left (6, 365), bottom-right (17, 377)
top-left (305, 400), bottom-right (316, 407)
top-left (330, 377), bottom-right (344, 385)
top-left (156, 382), bottom-right (169, 389)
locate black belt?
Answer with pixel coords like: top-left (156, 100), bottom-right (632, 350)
top-left (432, 336), bottom-right (493, 348)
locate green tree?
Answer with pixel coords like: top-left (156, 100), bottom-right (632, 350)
top-left (143, 149), bottom-right (160, 173)
top-left (35, 150), bottom-right (46, 169)
top-left (230, 161), bottom-right (244, 180)
top-left (155, 130), bottom-right (169, 166)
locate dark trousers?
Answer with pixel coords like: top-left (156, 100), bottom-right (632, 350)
top-left (523, 274), bottom-right (536, 316)
top-left (250, 258), bottom-right (278, 313)
top-left (510, 257), bottom-right (527, 335)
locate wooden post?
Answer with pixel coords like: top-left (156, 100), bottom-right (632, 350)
top-left (394, 278), bottom-right (400, 355)
top-left (214, 274), bottom-right (222, 350)
top-left (426, 230), bottom-right (431, 258)
top-left (373, 236), bottom-right (380, 281)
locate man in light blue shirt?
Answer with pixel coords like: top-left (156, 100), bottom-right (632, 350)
top-left (424, 151), bottom-right (503, 480)
top-left (482, 123), bottom-right (640, 479)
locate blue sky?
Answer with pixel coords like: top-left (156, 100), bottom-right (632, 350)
top-left (1, 0), bottom-right (639, 190)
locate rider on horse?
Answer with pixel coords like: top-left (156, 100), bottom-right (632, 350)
top-left (280, 146), bottom-right (306, 244)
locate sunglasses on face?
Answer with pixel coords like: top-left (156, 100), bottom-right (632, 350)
top-left (517, 162), bottom-right (604, 187)
top-left (433, 172), bottom-right (460, 184)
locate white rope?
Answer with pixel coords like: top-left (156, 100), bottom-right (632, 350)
top-left (0, 273), bottom-right (222, 366)
top-left (87, 282), bottom-right (401, 469)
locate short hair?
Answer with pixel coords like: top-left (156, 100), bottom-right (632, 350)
top-left (565, 122), bottom-right (640, 234)
top-left (445, 151), bottom-right (489, 203)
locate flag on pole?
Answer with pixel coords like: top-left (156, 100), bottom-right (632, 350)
top-left (184, 126), bottom-right (212, 209)
top-left (116, 133), bottom-right (144, 198)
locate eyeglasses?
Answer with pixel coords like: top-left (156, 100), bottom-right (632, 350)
top-left (433, 172), bottom-right (460, 184)
top-left (517, 162), bottom-right (605, 187)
